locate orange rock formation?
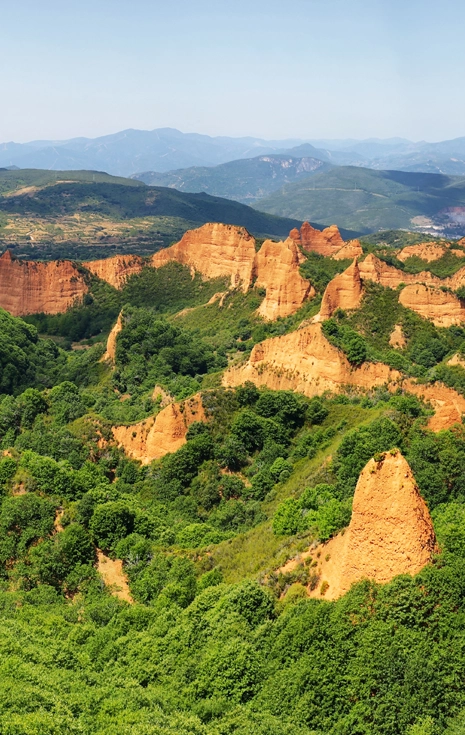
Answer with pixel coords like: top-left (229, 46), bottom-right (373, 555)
top-left (308, 452), bottom-right (437, 599)
top-left (397, 242), bottom-right (448, 263)
top-left (332, 239), bottom-right (364, 261)
top-left (102, 312), bottom-right (123, 363)
top-left (151, 223), bottom-right (257, 291)
top-left (290, 221), bottom-right (345, 257)
top-left (447, 353), bottom-right (465, 368)
top-left (0, 250), bottom-right (87, 316)
top-left (85, 255), bottom-right (144, 289)
top-left (359, 253), bottom-right (439, 289)
top-left (112, 393), bottom-right (206, 463)
top-left (223, 323), bottom-right (399, 398)
top-left (223, 323), bottom-right (465, 432)
top-left (389, 324), bottom-right (406, 349)
top-left (254, 238), bottom-right (314, 319)
top-left (319, 259), bottom-right (363, 319)
top-left (399, 284), bottom-right (465, 327)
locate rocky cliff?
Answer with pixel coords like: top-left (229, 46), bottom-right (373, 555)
top-left (102, 312), bottom-right (123, 363)
top-left (0, 250), bottom-right (87, 316)
top-left (397, 242), bottom-right (449, 263)
top-left (358, 253), bottom-right (440, 289)
top-left (290, 221), bottom-right (345, 257)
top-left (85, 255), bottom-right (144, 289)
top-left (223, 322), bottom-right (399, 397)
top-left (319, 258), bottom-right (363, 319)
top-left (332, 239), bottom-right (363, 261)
top-left (254, 238), bottom-right (314, 319)
top-left (223, 323), bottom-right (465, 432)
top-left (112, 394), bottom-right (206, 463)
top-left (399, 284), bottom-right (465, 327)
top-left (308, 452), bottom-right (437, 599)
top-left (151, 223), bottom-right (257, 291)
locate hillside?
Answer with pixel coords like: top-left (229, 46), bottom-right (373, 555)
top-left (133, 154), bottom-right (332, 204)
top-left (255, 165), bottom-right (465, 236)
top-left (3, 220), bottom-right (465, 731)
top-left (0, 168), bottom-right (302, 258)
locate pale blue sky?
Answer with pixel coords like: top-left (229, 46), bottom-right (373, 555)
top-left (2, 0), bottom-right (464, 142)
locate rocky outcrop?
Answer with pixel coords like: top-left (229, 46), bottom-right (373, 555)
top-left (85, 255), bottom-right (144, 289)
top-left (0, 250), bottom-right (87, 316)
top-left (308, 452), bottom-right (437, 599)
top-left (359, 253), bottom-right (440, 289)
top-left (102, 312), bottom-right (123, 363)
top-left (223, 323), bottom-right (465, 432)
top-left (332, 239), bottom-right (364, 261)
top-left (112, 393), bottom-right (206, 463)
top-left (397, 242), bottom-right (448, 263)
top-left (389, 324), bottom-right (406, 349)
top-left (447, 353), bottom-right (465, 368)
top-left (254, 238), bottom-right (314, 320)
top-left (151, 223), bottom-right (257, 291)
top-left (319, 259), bottom-right (363, 320)
top-left (223, 323), bottom-right (399, 397)
top-left (290, 221), bottom-right (345, 257)
top-left (399, 284), bottom-right (465, 327)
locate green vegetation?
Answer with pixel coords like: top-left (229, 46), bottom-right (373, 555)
top-left (4, 249), bottom-right (465, 733)
top-left (0, 168), bottom-right (303, 261)
top-left (254, 165), bottom-right (465, 235)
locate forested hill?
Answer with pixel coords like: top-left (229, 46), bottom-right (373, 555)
top-left (4, 231), bottom-right (465, 732)
top-left (0, 169), bottom-right (303, 259)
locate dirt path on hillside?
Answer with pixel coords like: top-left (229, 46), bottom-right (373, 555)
top-left (97, 550), bottom-right (134, 603)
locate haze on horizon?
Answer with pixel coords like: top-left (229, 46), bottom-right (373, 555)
top-left (2, 0), bottom-right (464, 145)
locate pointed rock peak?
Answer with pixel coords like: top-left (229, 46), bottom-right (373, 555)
top-left (0, 249), bottom-right (14, 262)
top-left (319, 258), bottom-right (363, 319)
top-left (308, 451), bottom-right (437, 599)
top-left (289, 227), bottom-right (301, 242)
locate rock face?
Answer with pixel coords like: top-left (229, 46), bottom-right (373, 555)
top-left (359, 253), bottom-right (439, 289)
top-left (447, 353), bottom-right (465, 368)
top-left (397, 242), bottom-right (448, 263)
top-left (223, 323), bottom-right (465, 432)
top-left (319, 259), bottom-right (363, 320)
top-left (102, 312), bottom-right (123, 363)
top-left (389, 324), bottom-right (406, 349)
top-left (85, 255), bottom-right (144, 289)
top-left (309, 452), bottom-right (437, 600)
top-left (254, 238), bottom-right (314, 319)
top-left (399, 284), bottom-right (465, 327)
top-left (223, 323), bottom-right (399, 397)
top-left (151, 223), bottom-right (257, 291)
top-left (332, 239), bottom-right (364, 261)
top-left (112, 394), bottom-right (206, 464)
top-left (0, 250), bottom-right (87, 316)
top-left (290, 221), bottom-right (345, 257)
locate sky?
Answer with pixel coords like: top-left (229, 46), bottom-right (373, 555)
top-left (2, 0), bottom-right (464, 143)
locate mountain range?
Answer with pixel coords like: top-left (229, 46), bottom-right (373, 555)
top-left (3, 128), bottom-right (465, 177)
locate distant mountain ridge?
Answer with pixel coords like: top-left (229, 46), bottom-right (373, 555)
top-left (133, 154), bottom-right (333, 204)
top-left (3, 128), bottom-right (465, 178)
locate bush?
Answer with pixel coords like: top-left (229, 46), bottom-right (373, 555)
top-left (89, 502), bottom-right (135, 551)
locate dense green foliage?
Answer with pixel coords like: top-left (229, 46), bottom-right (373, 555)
top-left (4, 259), bottom-right (465, 733)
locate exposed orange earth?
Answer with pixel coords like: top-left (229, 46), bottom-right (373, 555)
top-left (101, 311), bottom-right (123, 363)
top-left (223, 322), bottom-right (465, 432)
top-left (332, 239), bottom-right (364, 260)
top-left (254, 237), bottom-right (315, 319)
top-left (397, 242), bottom-right (450, 263)
top-left (280, 452), bottom-right (437, 600)
top-left (96, 550), bottom-right (133, 603)
top-left (112, 393), bottom-right (206, 463)
top-left (318, 258), bottom-right (363, 320)
top-left (389, 324), bottom-right (406, 349)
top-left (290, 221), bottom-right (345, 257)
top-left (0, 250), bottom-right (87, 316)
top-left (85, 254), bottom-right (144, 288)
top-left (399, 284), bottom-right (465, 327)
top-left (151, 222), bottom-right (257, 291)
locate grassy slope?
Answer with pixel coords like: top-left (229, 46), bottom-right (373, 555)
top-left (254, 165), bottom-right (465, 232)
top-left (212, 403), bottom-right (387, 583)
